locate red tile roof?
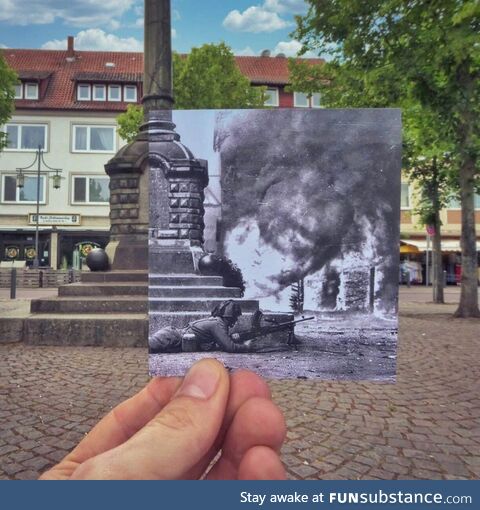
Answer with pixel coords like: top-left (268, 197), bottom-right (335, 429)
top-left (236, 56), bottom-right (322, 85)
top-left (1, 48), bottom-right (323, 111)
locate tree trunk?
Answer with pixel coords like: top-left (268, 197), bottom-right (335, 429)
top-left (454, 64), bottom-right (480, 318)
top-left (432, 220), bottom-right (444, 304)
top-left (430, 158), bottom-right (444, 304)
top-left (454, 157), bottom-right (479, 317)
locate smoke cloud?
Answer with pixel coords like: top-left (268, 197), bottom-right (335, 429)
top-left (215, 109), bottom-right (401, 312)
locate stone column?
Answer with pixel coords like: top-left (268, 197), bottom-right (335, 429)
top-left (104, 0), bottom-right (208, 272)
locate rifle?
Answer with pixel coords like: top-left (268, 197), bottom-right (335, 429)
top-left (235, 313), bottom-right (315, 343)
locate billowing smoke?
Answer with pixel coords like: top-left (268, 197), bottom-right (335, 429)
top-left (215, 109), bottom-right (401, 313)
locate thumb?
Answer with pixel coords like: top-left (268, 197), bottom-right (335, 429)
top-left (72, 359), bottom-right (230, 479)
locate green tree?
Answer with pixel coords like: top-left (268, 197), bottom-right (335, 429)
top-left (403, 107), bottom-right (456, 304)
top-left (291, 0), bottom-right (480, 317)
top-left (118, 43), bottom-right (265, 143)
top-left (0, 51), bottom-right (17, 151)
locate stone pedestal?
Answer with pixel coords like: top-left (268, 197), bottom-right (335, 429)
top-left (147, 111), bottom-right (209, 274)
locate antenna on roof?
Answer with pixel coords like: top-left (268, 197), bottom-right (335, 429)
top-left (260, 49), bottom-right (271, 57)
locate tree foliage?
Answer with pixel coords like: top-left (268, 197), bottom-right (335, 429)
top-left (118, 43), bottom-right (265, 143)
top-left (0, 52), bottom-right (17, 151)
top-left (291, 0), bottom-right (480, 316)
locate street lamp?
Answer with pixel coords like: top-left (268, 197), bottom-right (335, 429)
top-left (16, 145), bottom-right (63, 269)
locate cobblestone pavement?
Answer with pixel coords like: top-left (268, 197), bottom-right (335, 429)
top-left (0, 290), bottom-right (479, 480)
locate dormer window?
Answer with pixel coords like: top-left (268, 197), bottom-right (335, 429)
top-left (124, 85), bottom-right (137, 102)
top-left (75, 82), bottom-right (139, 103)
top-left (25, 83), bottom-right (39, 100)
top-left (93, 84), bottom-right (106, 101)
top-left (77, 84), bottom-right (91, 101)
top-left (14, 82), bottom-right (39, 100)
top-left (108, 85), bottom-right (121, 101)
top-left (14, 83), bottom-right (23, 99)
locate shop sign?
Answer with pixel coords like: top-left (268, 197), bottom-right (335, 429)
top-left (28, 214), bottom-right (81, 226)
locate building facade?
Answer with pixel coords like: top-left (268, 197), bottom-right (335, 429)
top-left (1, 38), bottom-right (323, 268)
top-left (400, 181), bottom-right (480, 284)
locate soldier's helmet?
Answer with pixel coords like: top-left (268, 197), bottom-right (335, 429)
top-left (211, 300), bottom-right (242, 319)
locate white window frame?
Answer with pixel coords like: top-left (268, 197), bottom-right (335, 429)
top-left (108, 84), bottom-right (121, 102)
top-left (93, 84), bottom-right (107, 101)
top-left (400, 182), bottom-right (411, 210)
top-left (72, 124), bottom-right (116, 153)
top-left (264, 88), bottom-right (279, 107)
top-left (124, 85), bottom-right (137, 102)
top-left (1, 173), bottom-right (47, 204)
top-left (14, 83), bottom-right (23, 99)
top-left (311, 92), bottom-right (321, 108)
top-left (24, 82), bottom-right (39, 100)
top-left (71, 174), bottom-right (110, 205)
top-left (3, 123), bottom-right (48, 152)
top-left (293, 92), bottom-right (309, 108)
top-left (294, 91), bottom-right (321, 108)
top-left (77, 83), bottom-right (91, 101)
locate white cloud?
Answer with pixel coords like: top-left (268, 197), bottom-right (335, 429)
top-left (223, 6), bottom-right (291, 33)
top-left (273, 40), bottom-right (317, 57)
top-left (264, 0), bottom-right (308, 14)
top-left (41, 29), bottom-right (142, 52)
top-left (0, 0), bottom-right (135, 27)
top-left (0, 43), bottom-right (8, 48)
top-left (108, 19), bottom-right (121, 31)
top-left (234, 46), bottom-right (257, 56)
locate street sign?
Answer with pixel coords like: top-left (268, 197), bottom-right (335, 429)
top-left (28, 214), bottom-right (81, 226)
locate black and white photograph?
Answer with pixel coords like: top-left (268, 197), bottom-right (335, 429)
top-left (148, 108), bottom-right (401, 380)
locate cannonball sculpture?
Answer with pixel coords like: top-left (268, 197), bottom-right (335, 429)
top-left (86, 248), bottom-right (110, 272)
top-left (198, 253), bottom-right (224, 275)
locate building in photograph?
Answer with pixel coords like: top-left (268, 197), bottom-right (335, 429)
top-left (0, 38), bottom-right (323, 268)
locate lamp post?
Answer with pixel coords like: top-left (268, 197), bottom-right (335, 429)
top-left (16, 145), bottom-right (63, 268)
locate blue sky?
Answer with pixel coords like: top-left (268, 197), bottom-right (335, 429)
top-left (0, 0), bottom-right (318, 57)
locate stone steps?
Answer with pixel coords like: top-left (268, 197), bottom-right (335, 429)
top-left (149, 298), bottom-right (259, 313)
top-left (149, 275), bottom-right (223, 286)
top-left (81, 271), bottom-right (148, 283)
top-left (7, 270), bottom-right (277, 347)
top-left (149, 286), bottom-right (241, 298)
top-left (31, 297), bottom-right (147, 314)
top-left (59, 283), bottom-right (148, 297)
top-left (23, 314), bottom-right (147, 347)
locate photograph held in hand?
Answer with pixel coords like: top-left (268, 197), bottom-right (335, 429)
top-left (148, 108), bottom-right (401, 380)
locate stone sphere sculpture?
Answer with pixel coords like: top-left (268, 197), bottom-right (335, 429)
top-left (86, 248), bottom-right (110, 272)
top-left (198, 253), bottom-right (223, 275)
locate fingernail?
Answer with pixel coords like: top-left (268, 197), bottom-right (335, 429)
top-left (176, 360), bottom-right (220, 400)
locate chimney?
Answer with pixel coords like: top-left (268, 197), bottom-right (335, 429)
top-left (67, 36), bottom-right (75, 58)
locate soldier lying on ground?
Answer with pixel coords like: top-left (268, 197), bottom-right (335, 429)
top-left (149, 300), bottom-right (256, 353)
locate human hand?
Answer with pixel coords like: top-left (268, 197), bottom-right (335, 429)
top-left (40, 359), bottom-right (286, 480)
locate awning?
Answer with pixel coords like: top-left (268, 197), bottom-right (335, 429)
top-left (400, 243), bottom-right (420, 254)
top-left (401, 239), bottom-right (480, 252)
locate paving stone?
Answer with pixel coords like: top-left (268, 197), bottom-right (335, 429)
top-left (1, 294), bottom-right (479, 480)
top-left (288, 464), bottom-right (319, 479)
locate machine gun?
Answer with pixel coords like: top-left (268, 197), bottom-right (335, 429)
top-left (235, 310), bottom-right (314, 346)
